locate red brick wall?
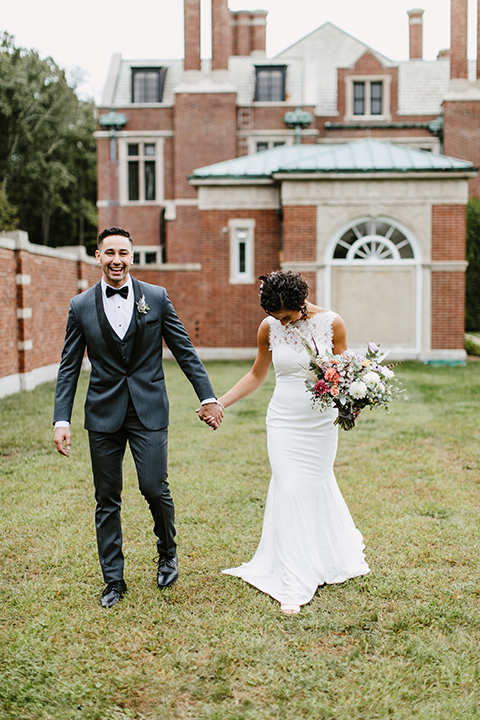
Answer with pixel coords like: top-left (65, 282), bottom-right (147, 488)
top-left (431, 272), bottom-right (465, 349)
top-left (173, 93), bottom-right (237, 199)
top-left (192, 208), bottom-right (281, 346)
top-left (282, 206), bottom-right (317, 263)
top-left (165, 206), bottom-right (201, 264)
top-left (132, 268), bottom-right (203, 345)
top-left (431, 204), bottom-right (466, 261)
top-left (443, 100), bottom-right (480, 197)
top-left (0, 238), bottom-right (100, 388)
top-left (0, 248), bottom-right (19, 379)
top-left (98, 205), bottom-right (162, 248)
top-left (431, 204), bottom-right (466, 349)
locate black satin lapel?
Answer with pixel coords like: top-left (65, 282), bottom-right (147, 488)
top-left (95, 281), bottom-right (125, 364)
top-left (129, 277), bottom-right (147, 369)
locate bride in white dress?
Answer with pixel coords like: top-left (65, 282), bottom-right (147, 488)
top-left (217, 271), bottom-right (369, 615)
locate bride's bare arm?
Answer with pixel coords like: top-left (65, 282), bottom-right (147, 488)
top-left (218, 319), bottom-right (272, 409)
top-left (332, 314), bottom-right (347, 355)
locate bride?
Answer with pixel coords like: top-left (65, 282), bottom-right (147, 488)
top-left (217, 270), bottom-right (369, 615)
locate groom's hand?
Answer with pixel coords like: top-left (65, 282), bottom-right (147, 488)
top-left (196, 402), bottom-right (224, 430)
top-left (54, 426), bottom-right (71, 457)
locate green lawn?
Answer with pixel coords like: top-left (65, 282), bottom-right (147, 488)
top-left (1, 360), bottom-right (479, 720)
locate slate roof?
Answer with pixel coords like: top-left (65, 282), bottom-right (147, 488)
top-left (275, 22), bottom-right (394, 114)
top-left (191, 138), bottom-right (475, 180)
top-left (102, 21), bottom-right (475, 118)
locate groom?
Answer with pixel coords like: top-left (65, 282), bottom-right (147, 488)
top-left (53, 227), bottom-right (223, 607)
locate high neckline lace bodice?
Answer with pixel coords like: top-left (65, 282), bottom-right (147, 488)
top-left (268, 311), bottom-right (336, 378)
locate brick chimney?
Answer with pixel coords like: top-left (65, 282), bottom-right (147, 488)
top-left (450, 0), bottom-right (468, 80)
top-left (231, 10), bottom-right (267, 56)
top-left (232, 12), bottom-right (251, 56)
top-left (407, 9), bottom-right (424, 59)
top-left (251, 10), bottom-right (267, 55)
top-left (212, 0), bottom-right (232, 71)
top-left (184, 0), bottom-right (201, 71)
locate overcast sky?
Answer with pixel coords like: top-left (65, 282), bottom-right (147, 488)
top-left (1, 0), bottom-right (477, 102)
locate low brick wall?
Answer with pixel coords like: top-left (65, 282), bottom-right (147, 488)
top-left (0, 232), bottom-right (99, 397)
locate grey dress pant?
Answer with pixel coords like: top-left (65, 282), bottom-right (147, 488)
top-left (88, 399), bottom-right (176, 583)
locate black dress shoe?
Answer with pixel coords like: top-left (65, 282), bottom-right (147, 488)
top-left (156, 555), bottom-right (178, 589)
top-left (100, 580), bottom-right (127, 608)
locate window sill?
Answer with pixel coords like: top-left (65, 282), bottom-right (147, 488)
top-left (344, 114), bottom-right (392, 123)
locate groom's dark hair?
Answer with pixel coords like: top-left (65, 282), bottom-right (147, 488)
top-left (97, 227), bottom-right (133, 249)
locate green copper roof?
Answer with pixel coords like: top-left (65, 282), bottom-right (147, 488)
top-left (191, 138), bottom-right (475, 180)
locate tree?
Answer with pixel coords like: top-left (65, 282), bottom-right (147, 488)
top-left (466, 197), bottom-right (480, 331)
top-left (0, 33), bottom-right (97, 250)
top-left (0, 188), bottom-right (18, 231)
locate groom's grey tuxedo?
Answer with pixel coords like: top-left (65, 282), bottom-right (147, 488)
top-left (54, 277), bottom-right (214, 432)
top-left (54, 275), bottom-right (215, 585)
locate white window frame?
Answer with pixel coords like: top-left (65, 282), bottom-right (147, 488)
top-left (345, 76), bottom-right (391, 122)
top-left (118, 136), bottom-right (164, 205)
top-left (133, 246), bottom-right (162, 267)
top-left (247, 135), bottom-right (294, 155)
top-left (229, 219), bottom-right (255, 284)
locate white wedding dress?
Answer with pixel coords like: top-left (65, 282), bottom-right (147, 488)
top-left (223, 311), bottom-right (369, 608)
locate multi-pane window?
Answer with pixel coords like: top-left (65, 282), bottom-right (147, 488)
top-left (255, 140), bottom-right (286, 152)
top-left (370, 82), bottom-right (383, 115)
top-left (229, 219), bottom-right (255, 283)
top-left (133, 248), bottom-right (161, 265)
top-left (131, 68), bottom-right (166, 103)
top-left (353, 82), bottom-right (365, 116)
top-left (352, 80), bottom-right (384, 117)
top-left (255, 66), bottom-right (286, 102)
top-left (127, 143), bottom-right (156, 202)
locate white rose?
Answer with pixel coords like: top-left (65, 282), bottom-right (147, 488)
top-left (349, 380), bottom-right (368, 399)
top-left (381, 366), bottom-right (395, 379)
top-left (363, 371), bottom-right (381, 388)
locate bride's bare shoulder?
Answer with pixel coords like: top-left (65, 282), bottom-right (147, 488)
top-left (307, 303), bottom-right (330, 317)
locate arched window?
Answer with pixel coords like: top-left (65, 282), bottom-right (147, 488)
top-left (324, 216), bottom-right (422, 355)
top-left (332, 219), bottom-right (415, 261)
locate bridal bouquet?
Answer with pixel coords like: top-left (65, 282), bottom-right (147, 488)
top-left (297, 334), bottom-right (404, 430)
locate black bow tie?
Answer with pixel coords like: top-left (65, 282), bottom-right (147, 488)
top-left (106, 285), bottom-right (129, 299)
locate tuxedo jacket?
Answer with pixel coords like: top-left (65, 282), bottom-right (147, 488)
top-left (53, 277), bottom-right (215, 433)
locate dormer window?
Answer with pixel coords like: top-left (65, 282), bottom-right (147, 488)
top-left (353, 81), bottom-right (383, 116)
top-left (346, 76), bottom-right (390, 121)
top-left (255, 66), bottom-right (286, 102)
top-left (131, 68), bottom-right (167, 103)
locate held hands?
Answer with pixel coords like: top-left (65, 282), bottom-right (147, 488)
top-left (54, 426), bottom-right (71, 457)
top-left (196, 402), bottom-right (224, 430)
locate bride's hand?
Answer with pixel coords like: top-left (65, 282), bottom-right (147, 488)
top-left (196, 402), bottom-right (223, 430)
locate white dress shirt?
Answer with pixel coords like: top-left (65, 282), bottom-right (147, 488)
top-left (101, 277), bottom-right (134, 339)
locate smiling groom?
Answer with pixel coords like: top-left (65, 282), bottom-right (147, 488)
top-left (53, 227), bottom-right (223, 607)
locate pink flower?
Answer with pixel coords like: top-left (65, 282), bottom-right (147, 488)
top-left (325, 367), bottom-right (340, 383)
top-left (314, 380), bottom-right (331, 397)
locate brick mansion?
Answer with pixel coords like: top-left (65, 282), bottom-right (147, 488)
top-left (1, 0), bottom-right (479, 395)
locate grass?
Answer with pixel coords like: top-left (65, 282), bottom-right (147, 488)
top-left (1, 360), bottom-right (480, 720)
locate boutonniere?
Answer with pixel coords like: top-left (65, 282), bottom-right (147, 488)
top-left (136, 295), bottom-right (150, 315)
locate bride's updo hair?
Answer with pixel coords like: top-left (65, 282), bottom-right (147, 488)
top-left (259, 270), bottom-right (309, 317)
